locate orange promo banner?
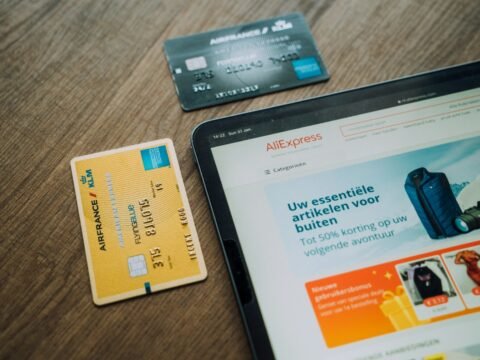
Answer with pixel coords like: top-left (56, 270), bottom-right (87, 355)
top-left (305, 241), bottom-right (480, 348)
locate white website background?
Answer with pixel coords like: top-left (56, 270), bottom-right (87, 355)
top-left (212, 88), bottom-right (480, 360)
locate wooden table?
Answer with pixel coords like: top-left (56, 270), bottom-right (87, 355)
top-left (1, 1), bottom-right (479, 358)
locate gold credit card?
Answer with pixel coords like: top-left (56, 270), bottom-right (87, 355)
top-left (71, 139), bottom-right (207, 305)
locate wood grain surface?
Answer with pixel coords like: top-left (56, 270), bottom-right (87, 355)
top-left (0, 0), bottom-right (479, 359)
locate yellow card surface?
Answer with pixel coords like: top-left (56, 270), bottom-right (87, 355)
top-left (71, 139), bottom-right (207, 305)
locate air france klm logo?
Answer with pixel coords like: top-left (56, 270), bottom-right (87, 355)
top-left (80, 169), bottom-right (95, 188)
top-left (210, 28), bottom-right (263, 45)
top-left (271, 20), bottom-right (292, 32)
top-left (89, 192), bottom-right (106, 251)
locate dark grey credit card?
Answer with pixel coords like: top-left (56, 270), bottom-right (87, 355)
top-left (164, 12), bottom-right (329, 111)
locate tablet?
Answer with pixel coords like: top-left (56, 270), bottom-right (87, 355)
top-left (191, 61), bottom-right (480, 360)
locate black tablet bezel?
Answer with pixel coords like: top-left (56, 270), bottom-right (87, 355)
top-left (191, 61), bottom-right (480, 360)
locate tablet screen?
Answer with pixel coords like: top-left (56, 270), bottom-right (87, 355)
top-left (204, 65), bottom-right (480, 359)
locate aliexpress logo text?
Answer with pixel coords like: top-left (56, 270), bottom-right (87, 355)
top-left (266, 133), bottom-right (322, 151)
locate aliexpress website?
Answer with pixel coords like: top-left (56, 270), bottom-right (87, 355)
top-left (211, 87), bottom-right (480, 360)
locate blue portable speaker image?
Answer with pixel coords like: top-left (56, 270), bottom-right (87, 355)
top-left (405, 167), bottom-right (462, 239)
